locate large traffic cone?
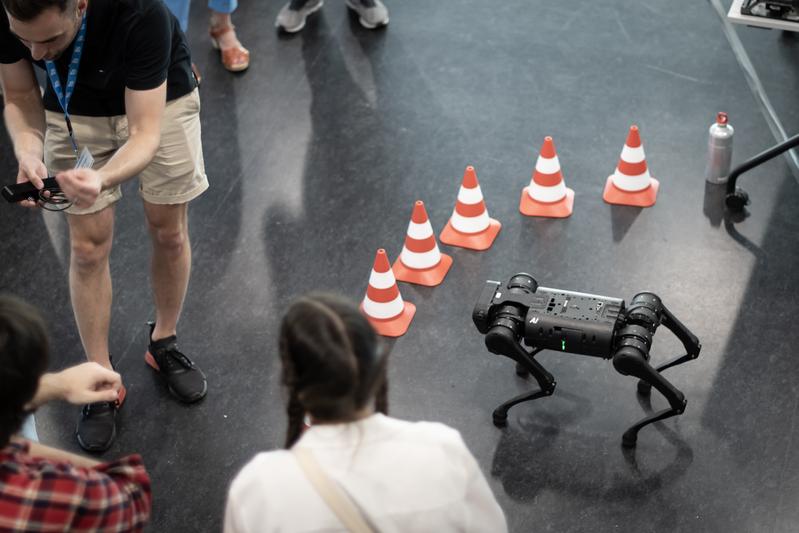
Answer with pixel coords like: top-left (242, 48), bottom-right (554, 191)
top-left (393, 201), bottom-right (453, 287)
top-left (603, 125), bottom-right (659, 207)
top-left (520, 136), bottom-right (575, 218)
top-left (360, 249), bottom-right (416, 337)
top-left (439, 166), bottom-right (501, 251)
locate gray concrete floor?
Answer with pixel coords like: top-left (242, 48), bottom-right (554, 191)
top-left (2, 1), bottom-right (799, 531)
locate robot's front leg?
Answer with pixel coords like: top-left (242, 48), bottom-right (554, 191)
top-left (612, 336), bottom-right (687, 447)
top-left (485, 326), bottom-right (556, 427)
top-left (632, 295), bottom-right (701, 395)
top-left (493, 386), bottom-right (556, 427)
top-left (636, 353), bottom-right (695, 395)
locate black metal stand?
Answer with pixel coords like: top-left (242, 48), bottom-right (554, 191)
top-left (725, 131), bottom-right (799, 211)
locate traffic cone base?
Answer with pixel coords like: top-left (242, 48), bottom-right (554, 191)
top-left (519, 187), bottom-right (574, 218)
top-left (360, 301), bottom-right (416, 337)
top-left (393, 253), bottom-right (452, 287)
top-left (440, 218), bottom-right (501, 251)
top-left (603, 176), bottom-right (659, 207)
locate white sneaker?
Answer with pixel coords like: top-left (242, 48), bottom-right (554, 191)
top-left (276, 0), bottom-right (325, 33)
top-left (345, 0), bottom-right (389, 29)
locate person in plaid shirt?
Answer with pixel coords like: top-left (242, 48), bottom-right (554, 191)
top-left (0, 295), bottom-right (152, 531)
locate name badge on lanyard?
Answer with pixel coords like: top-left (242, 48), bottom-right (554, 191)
top-left (45, 15), bottom-right (86, 155)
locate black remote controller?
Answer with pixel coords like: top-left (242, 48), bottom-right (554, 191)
top-left (2, 177), bottom-right (60, 203)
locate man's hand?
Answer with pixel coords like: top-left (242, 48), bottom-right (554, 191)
top-left (16, 154), bottom-right (48, 209)
top-left (30, 362), bottom-right (121, 408)
top-left (56, 362), bottom-right (121, 405)
top-left (55, 167), bottom-right (103, 209)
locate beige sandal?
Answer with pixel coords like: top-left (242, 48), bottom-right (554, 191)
top-left (209, 24), bottom-right (250, 72)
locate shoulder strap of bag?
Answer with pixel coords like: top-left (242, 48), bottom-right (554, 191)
top-left (292, 447), bottom-right (375, 533)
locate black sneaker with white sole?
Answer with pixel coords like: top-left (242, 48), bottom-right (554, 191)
top-left (145, 323), bottom-right (207, 403)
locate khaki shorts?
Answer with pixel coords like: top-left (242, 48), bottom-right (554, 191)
top-left (44, 88), bottom-right (209, 215)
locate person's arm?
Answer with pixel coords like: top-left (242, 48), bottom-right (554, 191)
top-left (24, 439), bottom-right (102, 468)
top-left (224, 457), bottom-right (266, 533)
top-left (98, 83), bottom-right (166, 188)
top-left (27, 362), bottom-right (121, 409)
top-left (19, 439), bottom-right (153, 530)
top-left (223, 491), bottom-right (245, 533)
top-left (54, 83), bottom-right (166, 208)
top-left (462, 455), bottom-right (508, 532)
top-left (451, 432), bottom-right (509, 532)
top-left (0, 60), bottom-right (48, 208)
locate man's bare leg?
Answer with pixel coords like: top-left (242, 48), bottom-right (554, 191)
top-left (66, 206), bottom-right (115, 370)
top-left (68, 205), bottom-right (120, 454)
top-left (142, 200), bottom-right (206, 404)
top-left (143, 201), bottom-right (190, 341)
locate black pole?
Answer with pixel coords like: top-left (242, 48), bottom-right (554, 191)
top-left (725, 131), bottom-right (799, 210)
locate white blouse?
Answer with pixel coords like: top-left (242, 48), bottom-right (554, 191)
top-left (224, 413), bottom-right (507, 533)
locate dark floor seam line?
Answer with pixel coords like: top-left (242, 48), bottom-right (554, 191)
top-left (707, 0), bottom-right (799, 184)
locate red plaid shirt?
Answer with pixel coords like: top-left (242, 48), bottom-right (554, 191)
top-left (0, 441), bottom-right (151, 532)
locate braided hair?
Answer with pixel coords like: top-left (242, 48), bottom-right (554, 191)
top-left (280, 293), bottom-right (388, 448)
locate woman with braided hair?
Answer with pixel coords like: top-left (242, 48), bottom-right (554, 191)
top-left (224, 293), bottom-right (507, 532)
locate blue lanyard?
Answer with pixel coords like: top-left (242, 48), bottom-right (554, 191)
top-left (45, 16), bottom-right (86, 154)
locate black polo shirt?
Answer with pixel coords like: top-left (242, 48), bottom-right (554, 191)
top-left (0, 0), bottom-right (195, 117)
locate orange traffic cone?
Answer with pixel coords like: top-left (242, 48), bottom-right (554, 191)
top-left (360, 249), bottom-right (416, 337)
top-left (603, 125), bottom-right (659, 207)
top-left (520, 136), bottom-right (575, 218)
top-left (392, 201), bottom-right (453, 287)
top-left (439, 166), bottom-right (501, 251)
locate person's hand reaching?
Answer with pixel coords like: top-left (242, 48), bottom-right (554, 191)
top-left (55, 168), bottom-right (102, 209)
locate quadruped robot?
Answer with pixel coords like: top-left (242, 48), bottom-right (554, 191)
top-left (473, 274), bottom-right (701, 447)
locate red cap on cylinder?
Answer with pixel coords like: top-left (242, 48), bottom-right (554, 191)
top-left (717, 112), bottom-right (728, 125)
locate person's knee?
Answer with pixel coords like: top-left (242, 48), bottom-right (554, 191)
top-left (148, 221), bottom-right (188, 255)
top-left (70, 234), bottom-right (112, 273)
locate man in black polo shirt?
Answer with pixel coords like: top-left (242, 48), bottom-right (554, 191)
top-left (0, 0), bottom-right (209, 452)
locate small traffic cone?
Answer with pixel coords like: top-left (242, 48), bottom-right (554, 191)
top-left (520, 136), bottom-right (575, 218)
top-left (392, 201), bottom-right (453, 287)
top-left (603, 125), bottom-right (659, 207)
top-left (360, 249), bottom-right (416, 337)
top-left (439, 166), bottom-right (501, 251)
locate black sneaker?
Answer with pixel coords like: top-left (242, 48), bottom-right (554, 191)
top-left (145, 322), bottom-right (207, 403)
top-left (76, 384), bottom-right (126, 453)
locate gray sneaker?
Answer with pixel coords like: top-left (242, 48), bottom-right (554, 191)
top-left (276, 0), bottom-right (324, 33)
top-left (345, 0), bottom-right (389, 29)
